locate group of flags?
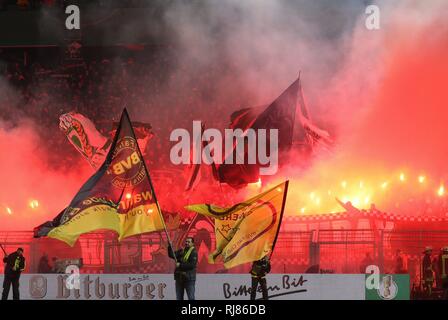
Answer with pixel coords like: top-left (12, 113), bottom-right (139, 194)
top-left (35, 109), bottom-right (290, 269)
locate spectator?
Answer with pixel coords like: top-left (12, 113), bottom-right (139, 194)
top-left (360, 252), bottom-right (374, 273)
top-left (395, 249), bottom-right (408, 274)
top-left (37, 253), bottom-right (52, 273)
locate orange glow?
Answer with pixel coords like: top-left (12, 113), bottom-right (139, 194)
top-left (438, 185), bottom-right (445, 197)
top-left (6, 207), bottom-right (12, 215)
top-left (147, 208), bottom-right (154, 213)
top-left (126, 193), bottom-right (132, 199)
top-left (29, 200), bottom-right (39, 209)
top-left (264, 166), bottom-right (448, 217)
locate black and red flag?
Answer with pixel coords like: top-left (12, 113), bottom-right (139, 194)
top-left (216, 75), bottom-right (301, 188)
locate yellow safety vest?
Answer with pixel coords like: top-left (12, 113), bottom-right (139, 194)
top-left (442, 254), bottom-right (448, 278)
top-left (183, 247), bottom-right (194, 262)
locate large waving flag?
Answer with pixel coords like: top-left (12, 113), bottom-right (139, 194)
top-left (186, 181), bottom-right (289, 269)
top-left (35, 109), bottom-right (165, 246)
top-left (217, 76), bottom-right (300, 188)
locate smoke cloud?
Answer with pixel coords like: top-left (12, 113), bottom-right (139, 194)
top-left (1, 0), bottom-right (448, 230)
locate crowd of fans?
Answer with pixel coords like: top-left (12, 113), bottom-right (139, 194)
top-left (0, 45), bottom-right (237, 212)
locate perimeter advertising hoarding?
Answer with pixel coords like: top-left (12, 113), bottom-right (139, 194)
top-left (0, 274), bottom-right (370, 300)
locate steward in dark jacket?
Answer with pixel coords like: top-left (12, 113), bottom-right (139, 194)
top-left (168, 237), bottom-right (198, 300)
top-left (250, 256), bottom-right (271, 300)
top-left (2, 247), bottom-right (26, 300)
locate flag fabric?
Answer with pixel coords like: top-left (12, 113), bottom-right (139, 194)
top-left (59, 112), bottom-right (111, 169)
top-left (35, 109), bottom-right (164, 246)
top-left (185, 181), bottom-right (289, 269)
top-left (60, 112), bottom-right (154, 170)
top-left (217, 76), bottom-right (300, 188)
top-left (184, 122), bottom-right (206, 191)
top-left (184, 122), bottom-right (220, 191)
top-left (296, 82), bottom-right (332, 151)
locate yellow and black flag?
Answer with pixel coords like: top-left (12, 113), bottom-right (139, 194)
top-left (34, 109), bottom-right (165, 246)
top-left (186, 181), bottom-right (289, 269)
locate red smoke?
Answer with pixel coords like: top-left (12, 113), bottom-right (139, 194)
top-left (275, 17), bottom-right (448, 217)
top-left (1, 2), bottom-right (448, 232)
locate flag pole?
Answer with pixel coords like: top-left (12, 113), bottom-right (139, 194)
top-left (269, 180), bottom-right (289, 260)
top-left (124, 109), bottom-right (178, 263)
top-left (141, 160), bottom-right (178, 263)
top-left (0, 243), bottom-right (7, 256)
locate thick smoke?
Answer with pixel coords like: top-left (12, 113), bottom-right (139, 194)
top-left (1, 0), bottom-right (448, 230)
top-left (270, 0), bottom-right (448, 215)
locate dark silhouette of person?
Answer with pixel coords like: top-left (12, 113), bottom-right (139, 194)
top-left (250, 256), bottom-right (271, 300)
top-left (360, 252), bottom-right (374, 273)
top-left (395, 249), bottom-right (408, 274)
top-left (2, 247), bottom-right (26, 300)
top-left (422, 247), bottom-right (434, 297)
top-left (38, 254), bottom-right (52, 273)
top-left (439, 247), bottom-right (448, 299)
top-left (168, 237), bottom-right (198, 300)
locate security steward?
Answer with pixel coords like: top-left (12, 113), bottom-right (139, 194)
top-left (2, 247), bottom-right (26, 300)
top-left (422, 246), bottom-right (434, 297)
top-left (250, 255), bottom-right (271, 300)
top-left (439, 247), bottom-right (448, 299)
top-left (168, 237), bottom-right (198, 300)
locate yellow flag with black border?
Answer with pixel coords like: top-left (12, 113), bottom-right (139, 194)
top-left (34, 109), bottom-right (164, 246)
top-left (186, 181), bottom-right (288, 269)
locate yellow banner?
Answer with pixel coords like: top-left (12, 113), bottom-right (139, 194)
top-left (48, 202), bottom-right (164, 246)
top-left (48, 205), bottom-right (120, 247)
top-left (187, 181), bottom-right (288, 269)
top-left (41, 110), bottom-right (166, 246)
